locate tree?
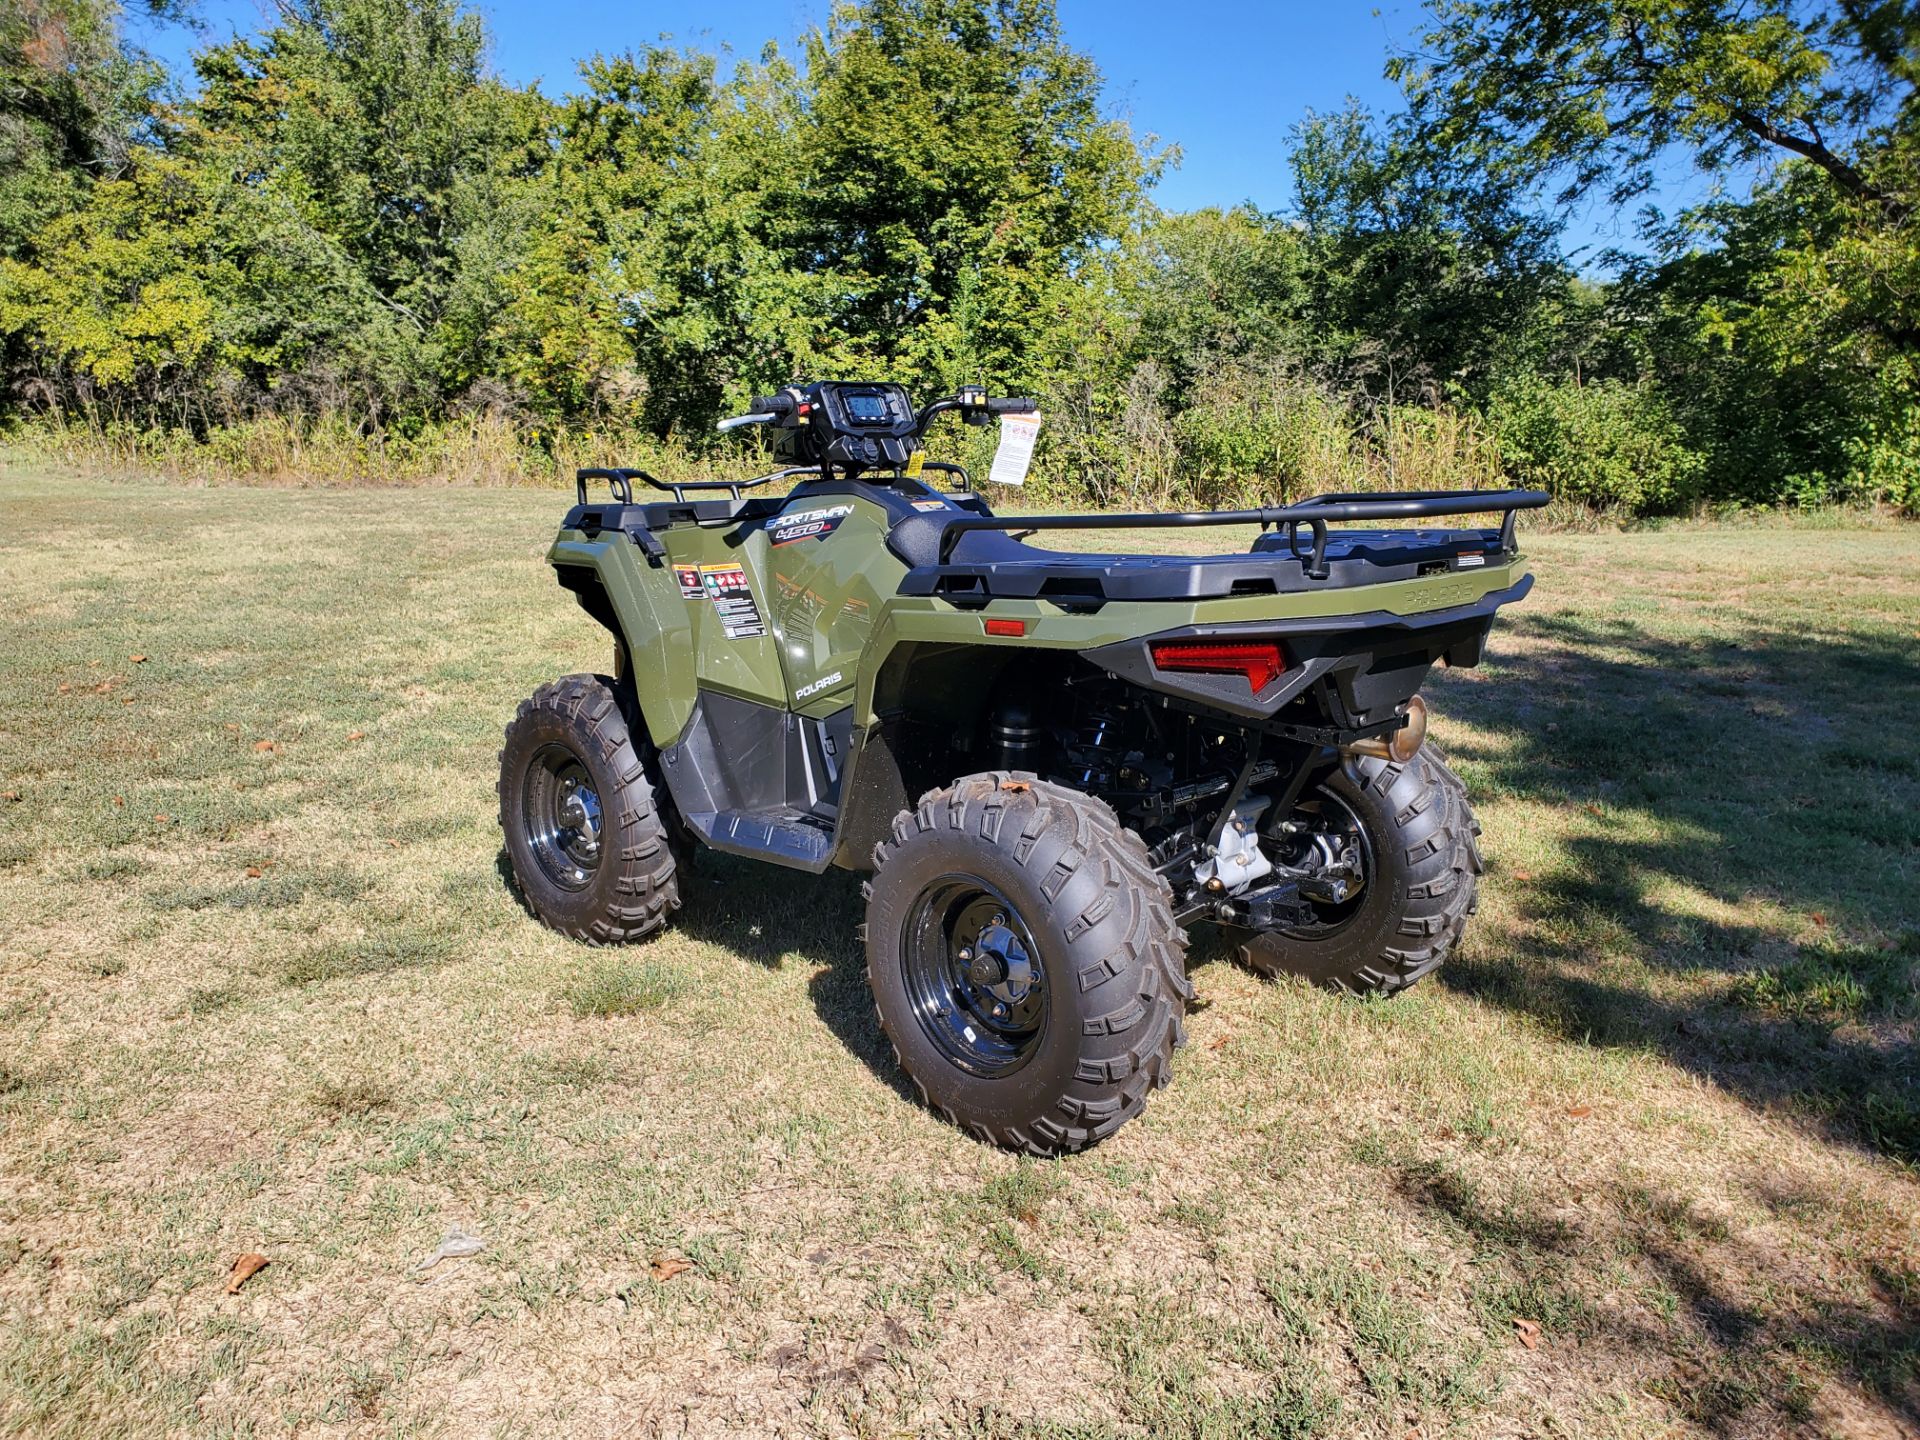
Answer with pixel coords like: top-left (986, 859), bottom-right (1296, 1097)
top-left (188, 0), bottom-right (554, 420)
top-left (779, 0), bottom-right (1154, 397)
top-left (0, 0), bottom-right (188, 258)
top-left (1391, 0), bottom-right (1917, 219)
top-left (1287, 101), bottom-right (1569, 399)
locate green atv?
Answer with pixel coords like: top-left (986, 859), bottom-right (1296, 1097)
top-left (499, 380), bottom-right (1544, 1155)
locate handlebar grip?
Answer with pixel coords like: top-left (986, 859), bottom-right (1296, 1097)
top-left (987, 396), bottom-right (1037, 415)
top-left (750, 393), bottom-right (794, 416)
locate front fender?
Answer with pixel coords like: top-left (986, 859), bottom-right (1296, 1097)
top-left (549, 531), bottom-right (699, 746)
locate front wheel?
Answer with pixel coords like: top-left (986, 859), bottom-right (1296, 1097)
top-left (498, 673), bottom-right (682, 943)
top-left (864, 773), bottom-right (1191, 1156)
top-left (1238, 744), bottom-right (1482, 995)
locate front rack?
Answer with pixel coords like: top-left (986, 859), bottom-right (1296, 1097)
top-left (933, 488), bottom-right (1550, 578)
top-left (576, 465), bottom-right (825, 506)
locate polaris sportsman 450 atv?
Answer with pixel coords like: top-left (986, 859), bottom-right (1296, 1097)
top-left (499, 381), bottom-right (1545, 1155)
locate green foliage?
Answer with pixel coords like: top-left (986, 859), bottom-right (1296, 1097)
top-left (0, 0), bottom-right (1916, 518)
top-left (1844, 410), bottom-right (1920, 514)
top-left (1392, 0), bottom-right (1915, 217)
top-left (1488, 377), bottom-right (1707, 511)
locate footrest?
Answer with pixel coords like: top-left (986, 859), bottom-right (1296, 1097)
top-left (687, 807), bottom-right (837, 871)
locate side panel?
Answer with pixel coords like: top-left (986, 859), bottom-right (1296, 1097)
top-left (649, 523), bottom-right (791, 710)
top-left (761, 492), bottom-right (903, 716)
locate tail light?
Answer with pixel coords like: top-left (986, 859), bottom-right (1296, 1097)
top-left (1149, 639), bottom-right (1285, 694)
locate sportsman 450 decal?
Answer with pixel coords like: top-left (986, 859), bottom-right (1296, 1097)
top-left (766, 504), bottom-right (853, 546)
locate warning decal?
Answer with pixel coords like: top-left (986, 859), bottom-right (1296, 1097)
top-left (674, 565), bottom-right (704, 599)
top-left (700, 564), bottom-right (766, 639)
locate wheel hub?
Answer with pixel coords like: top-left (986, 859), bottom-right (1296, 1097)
top-left (559, 782), bottom-right (602, 854)
top-left (523, 743), bottom-right (605, 892)
top-left (901, 882), bottom-right (1048, 1077)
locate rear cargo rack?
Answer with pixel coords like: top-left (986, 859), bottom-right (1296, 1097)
top-left (934, 488), bottom-right (1549, 579)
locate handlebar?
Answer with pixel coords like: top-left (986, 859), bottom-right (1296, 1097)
top-left (988, 396), bottom-right (1037, 415)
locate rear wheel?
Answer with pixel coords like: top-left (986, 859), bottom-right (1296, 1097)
top-left (498, 673), bottom-right (681, 943)
top-left (1238, 744), bottom-right (1481, 995)
top-left (864, 773), bottom-right (1190, 1156)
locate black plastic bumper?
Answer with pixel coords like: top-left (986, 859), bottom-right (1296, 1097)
top-left (1082, 575), bottom-right (1533, 726)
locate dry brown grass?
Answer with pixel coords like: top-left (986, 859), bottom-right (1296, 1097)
top-left (0, 462), bottom-right (1915, 1438)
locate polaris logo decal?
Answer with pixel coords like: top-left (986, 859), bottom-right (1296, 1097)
top-left (767, 504), bottom-right (853, 546)
top-left (794, 670), bottom-right (843, 700)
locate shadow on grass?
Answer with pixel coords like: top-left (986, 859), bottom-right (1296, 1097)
top-left (1386, 1145), bottom-right (1920, 1432)
top-left (1431, 607), bottom-right (1920, 1168)
top-left (667, 853), bottom-right (917, 1101)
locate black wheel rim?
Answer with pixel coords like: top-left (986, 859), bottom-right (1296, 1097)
top-left (1276, 789), bottom-right (1373, 939)
top-left (522, 742), bottom-right (604, 892)
top-left (900, 875), bottom-right (1048, 1078)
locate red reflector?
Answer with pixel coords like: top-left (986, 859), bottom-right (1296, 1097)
top-left (984, 618), bottom-right (1027, 637)
top-left (1149, 640), bottom-right (1284, 693)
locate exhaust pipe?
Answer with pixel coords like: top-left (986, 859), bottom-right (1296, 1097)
top-left (1341, 694), bottom-right (1428, 764)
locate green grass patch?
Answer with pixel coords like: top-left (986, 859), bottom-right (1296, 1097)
top-left (276, 933), bottom-right (453, 985)
top-left (561, 957), bottom-right (687, 1018)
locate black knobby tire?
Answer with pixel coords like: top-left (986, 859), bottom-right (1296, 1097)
top-left (863, 772), bottom-right (1192, 1156)
top-left (498, 673), bottom-right (681, 943)
top-left (1238, 743), bottom-right (1482, 995)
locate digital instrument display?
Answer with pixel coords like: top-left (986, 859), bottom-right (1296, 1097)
top-left (845, 392), bottom-right (889, 423)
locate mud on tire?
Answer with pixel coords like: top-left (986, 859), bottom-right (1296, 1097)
top-left (498, 673), bottom-right (682, 943)
top-left (1238, 743), bottom-right (1482, 995)
top-left (863, 772), bottom-right (1192, 1156)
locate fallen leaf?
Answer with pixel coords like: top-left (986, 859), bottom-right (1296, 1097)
top-left (253, 740), bottom-right (276, 753)
top-left (1513, 1317), bottom-right (1541, 1349)
top-left (999, 779), bottom-right (1030, 792)
top-left (57, 682), bottom-right (70, 694)
top-left (224, 722), bottom-right (241, 732)
top-left (1, 790), bottom-right (17, 802)
top-left (1810, 911), bottom-right (1828, 928)
top-left (245, 866), bottom-right (262, 879)
top-left (1512, 869), bottom-right (1533, 882)
top-left (650, 1253), bottom-right (692, 1282)
top-left (130, 654), bottom-right (147, 663)
top-left (225, 1253), bottom-right (268, 1294)
top-left (347, 730), bottom-right (365, 742)
top-left (154, 813), bottom-right (169, 825)
top-left (1207, 1032), bottom-right (1231, 1051)
top-left (1566, 1104), bottom-right (1592, 1119)
top-left (113, 795), bottom-right (125, 807)
top-left (385, 839), bottom-right (400, 849)
top-left (1584, 803), bottom-right (1603, 817)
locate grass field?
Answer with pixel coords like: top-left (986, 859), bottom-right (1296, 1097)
top-left (1, 465), bottom-right (1916, 1439)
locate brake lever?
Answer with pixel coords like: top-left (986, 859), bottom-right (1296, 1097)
top-left (716, 413), bottom-right (777, 432)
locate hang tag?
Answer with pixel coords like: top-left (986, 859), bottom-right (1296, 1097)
top-left (988, 413), bottom-right (1040, 488)
top-left (904, 449), bottom-right (926, 480)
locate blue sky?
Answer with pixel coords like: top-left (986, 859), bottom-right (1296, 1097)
top-left (133, 0), bottom-right (1703, 261)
